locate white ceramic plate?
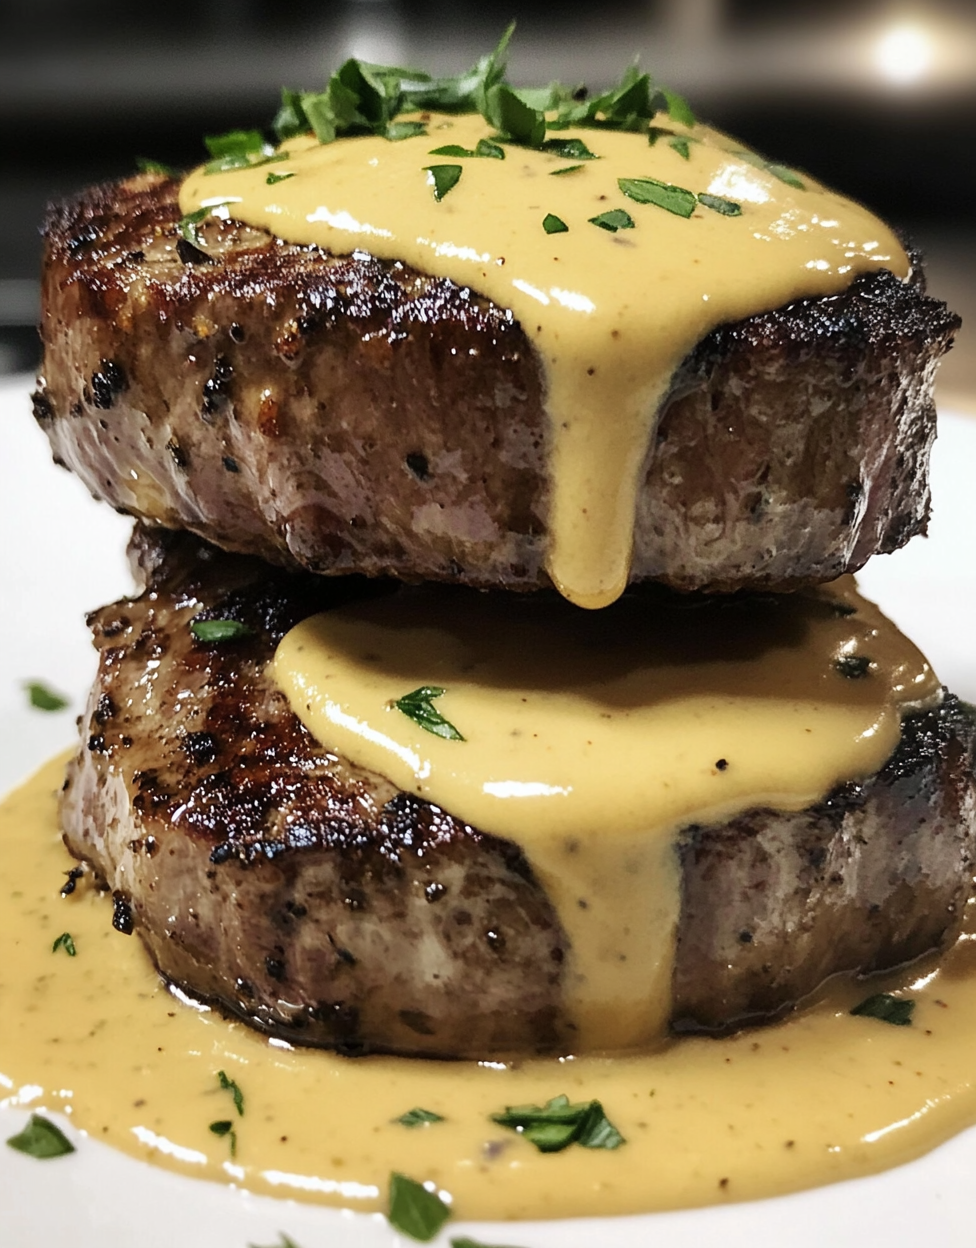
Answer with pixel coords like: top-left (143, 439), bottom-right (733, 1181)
top-left (1, 373), bottom-right (975, 1246)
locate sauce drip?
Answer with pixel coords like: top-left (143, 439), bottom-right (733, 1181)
top-left (2, 756), bottom-right (975, 1220)
top-left (179, 115), bottom-right (909, 607)
top-left (273, 578), bottom-right (939, 1049)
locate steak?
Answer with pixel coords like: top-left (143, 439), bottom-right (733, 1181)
top-left (60, 526), bottom-right (976, 1057)
top-left (36, 172), bottom-right (959, 595)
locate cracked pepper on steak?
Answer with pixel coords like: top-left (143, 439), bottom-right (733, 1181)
top-left (59, 528), bottom-right (976, 1058)
top-left (34, 172), bottom-right (960, 594)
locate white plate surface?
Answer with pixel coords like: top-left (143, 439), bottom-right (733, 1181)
top-left (1, 373), bottom-right (974, 1246)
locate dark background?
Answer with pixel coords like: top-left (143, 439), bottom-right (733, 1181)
top-left (2, 0), bottom-right (974, 395)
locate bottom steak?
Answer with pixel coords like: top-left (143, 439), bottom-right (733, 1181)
top-left (60, 527), bottom-right (976, 1057)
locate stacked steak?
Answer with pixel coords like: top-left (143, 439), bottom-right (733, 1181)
top-left (37, 169), bottom-right (976, 1058)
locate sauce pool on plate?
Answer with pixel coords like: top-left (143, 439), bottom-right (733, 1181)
top-left (2, 754), bottom-right (976, 1222)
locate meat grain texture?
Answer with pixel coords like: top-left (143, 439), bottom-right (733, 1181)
top-left (36, 174), bottom-right (960, 594)
top-left (60, 529), bottom-right (976, 1057)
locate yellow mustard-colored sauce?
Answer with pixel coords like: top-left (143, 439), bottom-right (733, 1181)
top-left (2, 755), bottom-right (976, 1220)
top-left (273, 577), bottom-right (939, 1051)
top-left (180, 113), bottom-right (909, 608)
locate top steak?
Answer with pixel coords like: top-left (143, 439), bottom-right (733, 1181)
top-left (35, 173), bottom-right (959, 594)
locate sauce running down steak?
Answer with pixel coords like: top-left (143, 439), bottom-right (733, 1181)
top-left (59, 527), bottom-right (976, 1058)
top-left (36, 173), bottom-right (960, 595)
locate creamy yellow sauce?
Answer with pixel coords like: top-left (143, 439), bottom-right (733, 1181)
top-left (273, 578), bottom-right (939, 1050)
top-left (2, 755), bottom-right (976, 1220)
top-left (180, 113), bottom-right (909, 608)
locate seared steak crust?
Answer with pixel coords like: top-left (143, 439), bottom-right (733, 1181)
top-left (60, 528), bottom-right (976, 1056)
top-left (36, 174), bottom-right (959, 594)
top-left (673, 696), bottom-right (976, 1032)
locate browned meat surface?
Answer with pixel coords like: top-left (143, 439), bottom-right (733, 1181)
top-left (61, 528), bottom-right (976, 1057)
top-left (36, 174), bottom-right (959, 595)
top-left (673, 700), bottom-right (976, 1032)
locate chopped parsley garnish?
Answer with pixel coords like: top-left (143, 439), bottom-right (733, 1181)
top-left (248, 1237), bottom-right (302, 1248)
top-left (190, 619), bottom-right (253, 643)
top-left (549, 164), bottom-right (584, 176)
top-left (24, 681), bottom-right (68, 712)
top-left (194, 27), bottom-right (807, 236)
top-left (395, 1107), bottom-right (446, 1127)
top-left (388, 1172), bottom-right (452, 1241)
top-left (423, 164), bottom-right (463, 201)
top-left (266, 171), bottom-right (295, 185)
top-left (850, 993), bottom-right (915, 1026)
top-left (201, 129), bottom-right (293, 175)
top-left (766, 162), bottom-right (806, 189)
top-left (429, 139), bottom-right (504, 159)
top-left (490, 1094), bottom-right (625, 1153)
top-left (543, 213), bottom-right (569, 234)
top-left (224, 27), bottom-right (688, 171)
top-left (660, 87), bottom-right (696, 127)
top-left (731, 148), bottom-right (806, 190)
top-left (698, 192), bottom-right (742, 217)
top-left (835, 654), bottom-right (871, 679)
top-left (619, 176), bottom-right (696, 218)
top-left (474, 138), bottom-right (505, 159)
top-left (52, 932), bottom-right (76, 957)
top-left (218, 1069), bottom-right (245, 1116)
top-left (136, 156), bottom-right (179, 177)
top-left (541, 137), bottom-right (598, 160)
top-left (394, 686), bottom-right (465, 740)
top-left (6, 1114), bottom-right (75, 1159)
top-left (206, 128), bottom-right (265, 160)
top-left (588, 208), bottom-right (635, 232)
top-left (484, 82), bottom-right (546, 147)
top-left (177, 201), bottom-right (235, 248)
top-left (209, 1119), bottom-right (237, 1156)
top-left (178, 207), bottom-right (210, 247)
top-left (386, 120), bottom-right (429, 142)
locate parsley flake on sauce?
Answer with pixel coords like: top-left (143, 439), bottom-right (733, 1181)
top-left (394, 686), bottom-right (465, 740)
top-left (266, 170), bottom-right (295, 185)
top-left (619, 176), bottom-right (696, 218)
top-left (543, 213), bottom-right (569, 234)
top-left (491, 1094), bottom-right (625, 1153)
top-left (395, 1107), bottom-right (446, 1127)
top-left (218, 1069), bottom-right (245, 1115)
top-left (540, 137), bottom-right (598, 161)
top-left (386, 120), bottom-right (429, 141)
top-left (588, 208), bottom-right (635, 233)
top-left (423, 164), bottom-right (464, 201)
top-left (850, 993), bottom-right (915, 1026)
top-left (191, 619), bottom-right (253, 643)
top-left (388, 1171), bottom-right (452, 1241)
top-left (52, 932), bottom-right (76, 957)
top-left (484, 82), bottom-right (546, 147)
top-left (429, 139), bottom-right (505, 160)
top-left (698, 192), bottom-right (742, 217)
top-left (209, 1119), bottom-right (238, 1156)
top-left (176, 202), bottom-right (234, 249)
top-left (730, 148), bottom-right (807, 190)
top-left (24, 681), bottom-right (69, 712)
top-left (248, 1237), bottom-right (303, 1248)
top-left (6, 1114), bottom-right (76, 1159)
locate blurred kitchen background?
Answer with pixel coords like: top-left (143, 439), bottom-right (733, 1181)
top-left (1, 0), bottom-right (974, 402)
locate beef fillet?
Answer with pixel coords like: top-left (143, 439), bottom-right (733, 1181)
top-left (59, 527), bottom-right (976, 1057)
top-left (36, 173), bottom-right (959, 595)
